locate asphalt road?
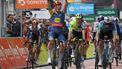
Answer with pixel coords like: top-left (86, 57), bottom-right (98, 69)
top-left (34, 59), bottom-right (122, 69)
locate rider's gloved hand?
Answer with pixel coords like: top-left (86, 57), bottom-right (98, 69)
top-left (82, 39), bottom-right (86, 45)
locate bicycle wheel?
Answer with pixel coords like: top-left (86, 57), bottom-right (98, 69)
top-left (95, 50), bottom-right (99, 69)
top-left (52, 49), bottom-right (56, 69)
top-left (102, 46), bottom-right (107, 69)
top-left (102, 58), bottom-right (107, 69)
top-left (109, 63), bottom-right (112, 69)
top-left (68, 47), bottom-right (72, 67)
top-left (115, 51), bottom-right (119, 66)
top-left (75, 45), bottom-right (81, 69)
top-left (52, 40), bottom-right (57, 69)
top-left (31, 52), bottom-right (35, 69)
top-left (61, 49), bottom-right (68, 69)
top-left (61, 59), bottom-right (67, 69)
top-left (27, 50), bottom-right (35, 69)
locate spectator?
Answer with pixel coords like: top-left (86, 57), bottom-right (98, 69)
top-left (22, 20), bottom-right (30, 37)
top-left (6, 14), bottom-right (14, 37)
top-left (12, 16), bottom-right (21, 37)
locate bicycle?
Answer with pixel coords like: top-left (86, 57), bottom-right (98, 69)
top-left (95, 38), bottom-right (114, 69)
top-left (112, 40), bottom-right (121, 66)
top-left (24, 40), bottom-right (37, 69)
top-left (96, 36), bottom-right (113, 69)
top-left (95, 46), bottom-right (99, 69)
top-left (73, 38), bottom-right (86, 69)
top-left (61, 43), bottom-right (72, 69)
top-left (102, 38), bottom-right (113, 69)
top-left (52, 38), bottom-right (60, 69)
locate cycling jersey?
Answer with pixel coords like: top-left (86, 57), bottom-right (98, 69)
top-left (96, 21), bottom-right (104, 33)
top-left (48, 12), bottom-right (65, 42)
top-left (50, 12), bottom-right (65, 28)
top-left (93, 22), bottom-right (99, 32)
top-left (26, 26), bottom-right (41, 41)
top-left (69, 18), bottom-right (86, 31)
top-left (69, 18), bottom-right (86, 40)
top-left (98, 21), bottom-right (116, 40)
top-left (93, 21), bottom-right (99, 39)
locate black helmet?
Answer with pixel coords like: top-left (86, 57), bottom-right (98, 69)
top-left (98, 15), bottom-right (104, 22)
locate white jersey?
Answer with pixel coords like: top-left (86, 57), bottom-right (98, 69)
top-left (93, 21), bottom-right (99, 32)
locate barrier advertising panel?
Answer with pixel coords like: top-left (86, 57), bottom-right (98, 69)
top-left (67, 3), bottom-right (94, 15)
top-left (96, 8), bottom-right (117, 16)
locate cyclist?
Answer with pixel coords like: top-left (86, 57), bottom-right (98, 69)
top-left (120, 21), bottom-right (122, 62)
top-left (68, 13), bottom-right (86, 68)
top-left (25, 19), bottom-right (41, 64)
top-left (47, 1), bottom-right (66, 68)
top-left (96, 16), bottom-right (117, 66)
top-left (112, 17), bottom-right (122, 60)
top-left (92, 17), bottom-right (99, 54)
top-left (92, 17), bottom-right (99, 42)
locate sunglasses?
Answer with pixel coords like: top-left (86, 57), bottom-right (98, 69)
top-left (32, 20), bottom-right (38, 23)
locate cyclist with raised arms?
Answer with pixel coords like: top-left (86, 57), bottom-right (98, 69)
top-left (47, 0), bottom-right (66, 68)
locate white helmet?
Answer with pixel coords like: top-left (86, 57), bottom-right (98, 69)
top-left (104, 16), bottom-right (109, 22)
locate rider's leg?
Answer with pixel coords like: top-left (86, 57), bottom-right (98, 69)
top-left (98, 40), bottom-right (104, 66)
top-left (35, 36), bottom-right (42, 62)
top-left (57, 34), bottom-right (66, 68)
top-left (47, 32), bottom-right (54, 63)
top-left (118, 40), bottom-right (121, 60)
top-left (47, 40), bottom-right (54, 63)
top-left (120, 40), bottom-right (122, 60)
top-left (27, 40), bottom-right (33, 61)
top-left (79, 41), bottom-right (86, 68)
top-left (80, 43), bottom-right (85, 61)
top-left (35, 45), bottom-right (41, 62)
top-left (27, 43), bottom-right (33, 60)
top-left (68, 31), bottom-right (75, 57)
top-left (84, 41), bottom-right (89, 59)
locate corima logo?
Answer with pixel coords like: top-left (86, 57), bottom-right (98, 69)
top-left (18, 0), bottom-right (48, 6)
top-left (18, 0), bottom-right (25, 6)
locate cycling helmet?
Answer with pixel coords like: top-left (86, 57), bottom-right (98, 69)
top-left (104, 16), bottom-right (110, 23)
top-left (98, 15), bottom-right (104, 22)
top-left (75, 13), bottom-right (82, 19)
top-left (53, 1), bottom-right (62, 7)
top-left (114, 17), bottom-right (119, 23)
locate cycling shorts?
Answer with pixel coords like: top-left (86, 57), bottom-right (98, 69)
top-left (48, 27), bottom-right (65, 43)
top-left (72, 30), bottom-right (83, 39)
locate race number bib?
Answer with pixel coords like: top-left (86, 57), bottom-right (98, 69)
top-left (54, 18), bottom-right (60, 23)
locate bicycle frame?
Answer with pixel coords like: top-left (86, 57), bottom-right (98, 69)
top-left (74, 39), bottom-right (85, 69)
top-left (52, 39), bottom-right (60, 69)
top-left (102, 39), bottom-right (112, 69)
top-left (27, 42), bottom-right (37, 69)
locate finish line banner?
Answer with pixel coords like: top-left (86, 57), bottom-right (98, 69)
top-left (67, 3), bottom-right (94, 15)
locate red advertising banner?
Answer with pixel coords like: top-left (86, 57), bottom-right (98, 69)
top-left (0, 38), bottom-right (28, 69)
